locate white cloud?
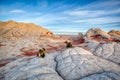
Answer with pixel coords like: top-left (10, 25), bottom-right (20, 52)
top-left (7, 0), bottom-right (120, 30)
top-left (64, 9), bottom-right (120, 18)
top-left (76, 0), bottom-right (120, 10)
top-left (73, 17), bottom-right (120, 24)
top-left (18, 14), bottom-right (68, 25)
top-left (10, 9), bottom-right (25, 13)
top-left (65, 10), bottom-right (89, 16)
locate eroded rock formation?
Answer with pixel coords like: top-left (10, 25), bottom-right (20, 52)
top-left (85, 28), bottom-right (111, 39)
top-left (108, 30), bottom-right (120, 41)
top-left (0, 21), bottom-right (120, 80)
top-left (0, 20), bottom-right (53, 40)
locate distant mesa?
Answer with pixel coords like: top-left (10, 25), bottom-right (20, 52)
top-left (0, 20), bottom-right (53, 39)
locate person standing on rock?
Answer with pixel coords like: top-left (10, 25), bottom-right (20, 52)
top-left (37, 48), bottom-right (46, 58)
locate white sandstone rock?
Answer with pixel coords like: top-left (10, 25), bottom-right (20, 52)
top-left (80, 72), bottom-right (120, 80)
top-left (0, 53), bottom-right (63, 80)
top-left (55, 47), bottom-right (120, 80)
top-left (93, 42), bottom-right (120, 64)
top-left (85, 28), bottom-right (111, 39)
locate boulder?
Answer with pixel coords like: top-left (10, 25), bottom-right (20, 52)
top-left (55, 47), bottom-right (120, 80)
top-left (85, 28), bottom-right (111, 39)
top-left (93, 42), bottom-right (120, 64)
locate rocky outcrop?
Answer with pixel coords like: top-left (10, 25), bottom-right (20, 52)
top-left (93, 42), bottom-right (120, 64)
top-left (72, 32), bottom-right (84, 41)
top-left (68, 32), bottom-right (85, 45)
top-left (55, 47), bottom-right (120, 80)
top-left (85, 28), bottom-right (111, 39)
top-left (108, 30), bottom-right (120, 41)
top-left (0, 20), bottom-right (53, 40)
top-left (78, 32), bottom-right (84, 39)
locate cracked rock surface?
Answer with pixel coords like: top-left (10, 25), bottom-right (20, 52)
top-left (55, 47), bottom-right (120, 80)
top-left (93, 42), bottom-right (120, 64)
top-left (0, 53), bottom-right (63, 80)
top-left (80, 72), bottom-right (120, 80)
top-left (0, 47), bottom-right (120, 80)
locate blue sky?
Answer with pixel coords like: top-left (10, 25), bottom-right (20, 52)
top-left (0, 0), bottom-right (120, 34)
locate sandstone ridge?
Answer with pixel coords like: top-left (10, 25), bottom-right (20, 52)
top-left (0, 20), bottom-right (53, 39)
